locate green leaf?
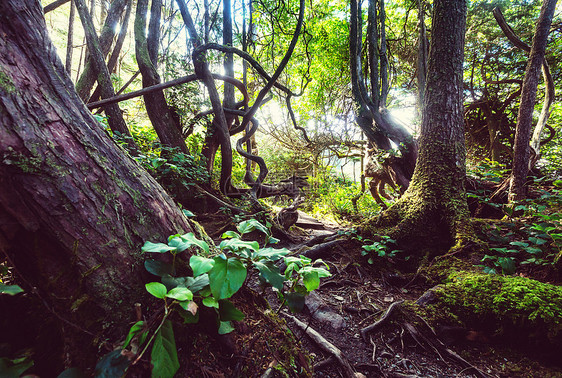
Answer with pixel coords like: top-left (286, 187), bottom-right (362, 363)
top-left (177, 306), bottom-right (199, 324)
top-left (218, 320), bottom-right (235, 334)
top-left (142, 241), bottom-right (176, 254)
top-left (510, 241), bottom-right (529, 248)
top-left (303, 271), bottom-right (320, 291)
top-left (255, 247), bottom-right (290, 261)
top-left (498, 257), bottom-right (516, 275)
top-left (182, 209), bottom-right (195, 217)
top-left (151, 320), bottom-right (179, 378)
top-left (161, 274), bottom-right (210, 293)
top-left (219, 300), bottom-right (245, 321)
top-left (528, 237), bottom-right (548, 245)
top-left (219, 238), bottom-right (260, 254)
top-left (123, 321), bottom-right (145, 349)
top-left (0, 284), bottom-right (24, 296)
top-left (144, 260), bottom-right (175, 277)
top-left (237, 219), bottom-right (269, 235)
top-left (190, 255), bottom-right (215, 277)
top-left (145, 282), bottom-right (168, 299)
top-left (253, 261), bottom-right (286, 291)
top-left (178, 300), bottom-right (198, 315)
top-left (165, 287), bottom-right (193, 301)
top-left (168, 236), bottom-right (192, 253)
top-left (208, 256), bottom-right (247, 300)
top-left (202, 296), bottom-right (219, 308)
top-left (94, 350), bottom-right (129, 378)
top-left (285, 292), bottom-right (306, 312)
top-left (222, 230), bottom-right (241, 239)
top-left (180, 233), bottom-right (209, 253)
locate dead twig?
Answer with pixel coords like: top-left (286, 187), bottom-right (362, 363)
top-left (360, 300), bottom-right (404, 341)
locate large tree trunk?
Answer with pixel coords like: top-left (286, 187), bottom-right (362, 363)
top-left (508, 0), bottom-right (557, 201)
top-left (0, 0), bottom-right (192, 351)
top-left (376, 0), bottom-right (468, 251)
top-left (134, 0), bottom-right (189, 153)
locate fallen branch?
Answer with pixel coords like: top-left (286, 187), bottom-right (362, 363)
top-left (285, 314), bottom-right (357, 378)
top-left (360, 300), bottom-right (404, 341)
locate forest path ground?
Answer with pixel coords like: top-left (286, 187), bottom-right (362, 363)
top-left (264, 212), bottom-right (562, 378)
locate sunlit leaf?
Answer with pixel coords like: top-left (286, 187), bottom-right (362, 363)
top-left (145, 282), bottom-right (167, 299)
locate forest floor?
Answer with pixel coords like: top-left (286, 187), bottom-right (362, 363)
top-left (200, 206), bottom-right (562, 378)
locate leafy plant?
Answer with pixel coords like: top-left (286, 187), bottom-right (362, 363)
top-left (98, 219), bottom-right (329, 377)
top-left (361, 235), bottom-right (405, 264)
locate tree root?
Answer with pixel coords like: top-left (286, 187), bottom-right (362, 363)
top-left (285, 313), bottom-right (359, 378)
top-left (360, 300), bottom-right (404, 341)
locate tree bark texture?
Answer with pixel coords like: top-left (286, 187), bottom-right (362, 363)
top-left (135, 0), bottom-right (188, 153)
top-left (0, 0), bottom-right (192, 342)
top-left (376, 0), bottom-right (468, 250)
top-left (507, 0), bottom-right (557, 201)
top-left (75, 0), bottom-right (128, 101)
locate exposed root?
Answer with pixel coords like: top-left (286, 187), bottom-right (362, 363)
top-left (360, 300), bottom-right (404, 341)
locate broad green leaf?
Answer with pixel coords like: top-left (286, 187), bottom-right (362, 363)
top-left (123, 321), bottom-right (145, 349)
top-left (202, 296), bottom-right (219, 308)
top-left (142, 241), bottom-right (176, 254)
top-left (190, 255), bottom-right (215, 277)
top-left (151, 320), bottom-right (179, 378)
top-left (181, 233), bottom-right (209, 253)
top-left (222, 230), bottom-right (241, 239)
top-left (528, 237), bottom-right (547, 245)
top-left (182, 209), bottom-right (195, 217)
top-left (268, 236), bottom-right (280, 245)
top-left (94, 350), bottom-right (129, 378)
top-left (144, 260), bottom-right (175, 277)
top-left (168, 236), bottom-right (191, 253)
top-left (218, 320), bottom-right (235, 334)
top-left (285, 292), bottom-right (306, 313)
top-left (219, 300), bottom-right (245, 321)
top-left (145, 282), bottom-right (168, 299)
top-left (178, 300), bottom-right (198, 315)
top-left (166, 287), bottom-right (193, 301)
top-left (219, 239), bottom-right (259, 254)
top-left (498, 257), bottom-right (516, 275)
top-left (237, 219), bottom-right (269, 235)
top-left (256, 247), bottom-right (290, 261)
top-left (0, 284), bottom-right (24, 296)
top-left (253, 261), bottom-right (285, 291)
top-left (208, 257), bottom-right (247, 300)
top-left (0, 357), bottom-right (33, 378)
top-left (510, 241), bottom-right (529, 248)
top-left (303, 271), bottom-right (320, 291)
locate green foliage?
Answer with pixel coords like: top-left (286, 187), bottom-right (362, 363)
top-left (0, 283), bottom-right (23, 296)
top-left (361, 235), bottom-right (405, 264)
top-left (0, 356), bottom-right (33, 378)
top-left (105, 219), bottom-right (329, 376)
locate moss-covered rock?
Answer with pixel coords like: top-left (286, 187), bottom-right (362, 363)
top-left (433, 272), bottom-right (562, 344)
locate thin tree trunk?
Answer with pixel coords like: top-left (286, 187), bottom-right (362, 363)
top-left (75, 0), bottom-right (128, 101)
top-left (74, 0), bottom-right (134, 143)
top-left (508, 0), bottom-right (557, 201)
top-left (44, 0), bottom-right (71, 14)
top-left (65, 0), bottom-right (75, 74)
top-left (0, 0), bottom-right (192, 356)
top-left (135, 0), bottom-right (188, 153)
top-left (417, 0), bottom-right (428, 111)
top-left (88, 0), bottom-right (133, 103)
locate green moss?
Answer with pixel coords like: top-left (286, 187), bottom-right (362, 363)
top-left (435, 272), bottom-right (562, 340)
top-left (1, 148), bottom-right (42, 173)
top-left (0, 69), bottom-right (16, 93)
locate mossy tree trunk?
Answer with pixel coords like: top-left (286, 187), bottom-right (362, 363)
top-left (134, 0), bottom-right (189, 153)
top-left (376, 0), bottom-right (468, 251)
top-left (0, 0), bottom-right (192, 348)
